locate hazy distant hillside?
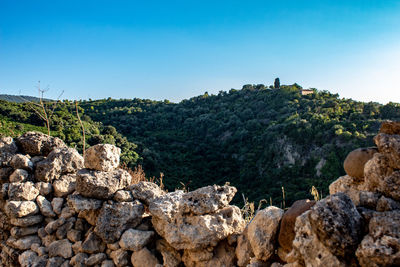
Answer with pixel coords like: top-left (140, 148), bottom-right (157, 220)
top-left (2, 85), bottom-right (400, 205)
top-left (0, 94), bottom-right (52, 103)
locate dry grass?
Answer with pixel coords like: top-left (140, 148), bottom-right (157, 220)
top-left (120, 163), bottom-right (165, 190)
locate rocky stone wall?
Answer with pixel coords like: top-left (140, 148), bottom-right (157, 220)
top-left (1, 123), bottom-right (399, 267)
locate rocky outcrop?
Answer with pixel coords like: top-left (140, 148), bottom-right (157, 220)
top-left (2, 124), bottom-right (400, 267)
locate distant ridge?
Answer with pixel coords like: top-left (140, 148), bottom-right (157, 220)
top-left (0, 94), bottom-right (53, 103)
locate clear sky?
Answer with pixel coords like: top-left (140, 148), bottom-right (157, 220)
top-left (1, 0), bottom-right (399, 103)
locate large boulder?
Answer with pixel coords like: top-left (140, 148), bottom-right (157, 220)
top-left (356, 210), bottom-right (400, 266)
top-left (76, 169), bottom-right (132, 199)
top-left (247, 206), bottom-right (284, 261)
top-left (94, 201), bottom-right (144, 243)
top-left (129, 181), bottom-right (165, 205)
top-left (152, 205), bottom-right (244, 250)
top-left (16, 131), bottom-right (66, 156)
top-left (343, 147), bottom-right (377, 180)
top-left (278, 199), bottom-right (315, 252)
top-left (84, 144), bottom-right (121, 172)
top-left (308, 193), bottom-right (363, 260)
top-left (35, 148), bottom-right (84, 182)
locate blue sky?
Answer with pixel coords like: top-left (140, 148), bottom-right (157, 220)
top-left (1, 0), bottom-right (399, 103)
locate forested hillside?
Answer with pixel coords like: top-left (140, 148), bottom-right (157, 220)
top-left (2, 84), bottom-right (400, 205)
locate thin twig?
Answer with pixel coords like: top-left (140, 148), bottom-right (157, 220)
top-left (75, 101), bottom-right (86, 157)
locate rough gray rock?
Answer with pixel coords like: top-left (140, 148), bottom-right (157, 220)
top-left (152, 205), bottom-right (245, 250)
top-left (308, 193), bottom-right (363, 259)
top-left (81, 231), bottom-right (106, 254)
top-left (10, 215), bottom-right (43, 227)
top-left (0, 137), bottom-right (18, 167)
top-left (247, 206), bottom-right (284, 261)
top-left (356, 210), bottom-right (400, 266)
top-left (7, 235), bottom-right (41, 250)
top-left (156, 239), bottom-right (182, 267)
top-left (51, 197), bottom-right (64, 215)
top-left (85, 253), bottom-right (107, 266)
top-left (6, 201), bottom-right (39, 218)
top-left (9, 169), bottom-right (29, 183)
top-left (34, 182), bottom-right (53, 196)
top-left (374, 133), bottom-right (400, 169)
top-left (113, 190), bottom-right (134, 202)
top-left (48, 239), bottom-right (73, 258)
top-left (131, 248), bottom-right (159, 267)
top-left (67, 194), bottom-right (103, 212)
top-left (35, 147), bottom-right (84, 182)
top-left (110, 249), bottom-right (129, 267)
top-left (10, 226), bottom-right (39, 238)
top-left (376, 196), bottom-right (400, 212)
top-left (16, 131), bottom-right (66, 156)
top-left (18, 250), bottom-right (38, 267)
top-left (10, 154), bottom-right (33, 171)
top-left (76, 169), bottom-right (132, 199)
top-left (36, 195), bottom-right (56, 217)
top-left (8, 182), bottom-right (39, 201)
top-left (129, 181), bottom-right (165, 205)
top-left (53, 174), bottom-right (77, 197)
top-left (119, 229), bottom-right (154, 251)
top-left (94, 201), bottom-right (144, 243)
top-left (84, 144), bottom-right (121, 172)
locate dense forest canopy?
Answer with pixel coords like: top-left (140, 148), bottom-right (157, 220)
top-left (2, 83), bottom-right (400, 206)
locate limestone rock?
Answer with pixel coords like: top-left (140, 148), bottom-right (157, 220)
top-left (82, 231), bottom-right (106, 254)
top-left (152, 205), bottom-right (245, 250)
top-left (110, 249), bottom-right (129, 267)
top-left (8, 182), bottom-right (39, 201)
top-left (10, 226), bottom-right (39, 238)
top-left (70, 253), bottom-right (88, 266)
top-left (84, 144), bottom-right (121, 172)
top-left (156, 239), bottom-right (182, 267)
top-left (235, 227), bottom-right (253, 267)
top-left (45, 218), bottom-right (66, 234)
top-left (149, 190), bottom-right (184, 222)
top-left (180, 184), bottom-right (237, 215)
top-left (247, 206), bottom-right (284, 261)
top-left (85, 253), bottom-right (107, 266)
top-left (113, 190), bottom-right (133, 202)
top-left (78, 209), bottom-right (100, 226)
top-left (129, 181), bottom-right (165, 205)
top-left (374, 133), bottom-right (400, 169)
top-left (101, 260), bottom-right (115, 267)
top-left (289, 210), bottom-right (345, 267)
top-left (67, 229), bottom-right (81, 243)
top-left (18, 250), bottom-right (38, 267)
top-left (48, 239), bottom-right (73, 258)
top-left (131, 248), bottom-right (159, 267)
top-left (376, 196), bottom-right (400, 212)
top-left (76, 169), bottom-right (132, 199)
top-left (6, 201), bottom-right (39, 218)
top-left (0, 136), bottom-right (18, 155)
top-left (329, 175), bottom-right (368, 206)
top-left (308, 193), bottom-right (363, 259)
top-left (10, 215), bottom-right (43, 227)
top-left (182, 240), bottom-right (236, 267)
top-left (343, 147), bottom-right (377, 180)
top-left (53, 174), bottom-right (76, 197)
top-left (7, 235), bottom-right (41, 250)
top-left (94, 201), bottom-right (144, 243)
top-left (16, 131), bottom-right (66, 156)
top-left (35, 182), bottom-right (53, 196)
top-left (119, 229), bottom-right (154, 251)
top-left (356, 210), bottom-right (400, 266)
top-left (10, 154), bottom-right (33, 171)
top-left (51, 197), bottom-right (64, 215)
top-left (67, 194), bottom-right (102, 212)
top-left (36, 195), bottom-right (56, 217)
top-left (35, 147), bottom-right (84, 182)
top-left (278, 199), bottom-right (315, 252)
top-left (0, 167), bottom-right (13, 182)
top-left (9, 169), bottom-right (29, 183)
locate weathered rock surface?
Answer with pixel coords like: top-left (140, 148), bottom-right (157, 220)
top-left (356, 210), bottom-right (400, 266)
top-left (129, 181), bottom-right (165, 205)
top-left (247, 206), bottom-right (284, 261)
top-left (84, 144), bottom-right (121, 172)
top-left (53, 174), bottom-right (77, 197)
top-left (16, 131), bottom-right (66, 156)
top-left (94, 201), bottom-right (144, 243)
top-left (308, 193), bottom-right (363, 259)
top-left (156, 239), bottom-right (182, 267)
top-left (8, 182), bottom-right (39, 201)
top-left (35, 147), bottom-right (84, 182)
top-left (374, 133), bottom-right (400, 169)
top-left (9, 169), bottom-right (29, 183)
top-left (278, 199), bottom-right (315, 252)
top-left (131, 248), bottom-right (159, 267)
top-left (6, 201), bottom-right (39, 218)
top-left (48, 239), bottom-right (73, 258)
top-left (119, 229), bottom-right (154, 251)
top-left (76, 169), bottom-right (132, 199)
top-left (10, 154), bottom-right (33, 171)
